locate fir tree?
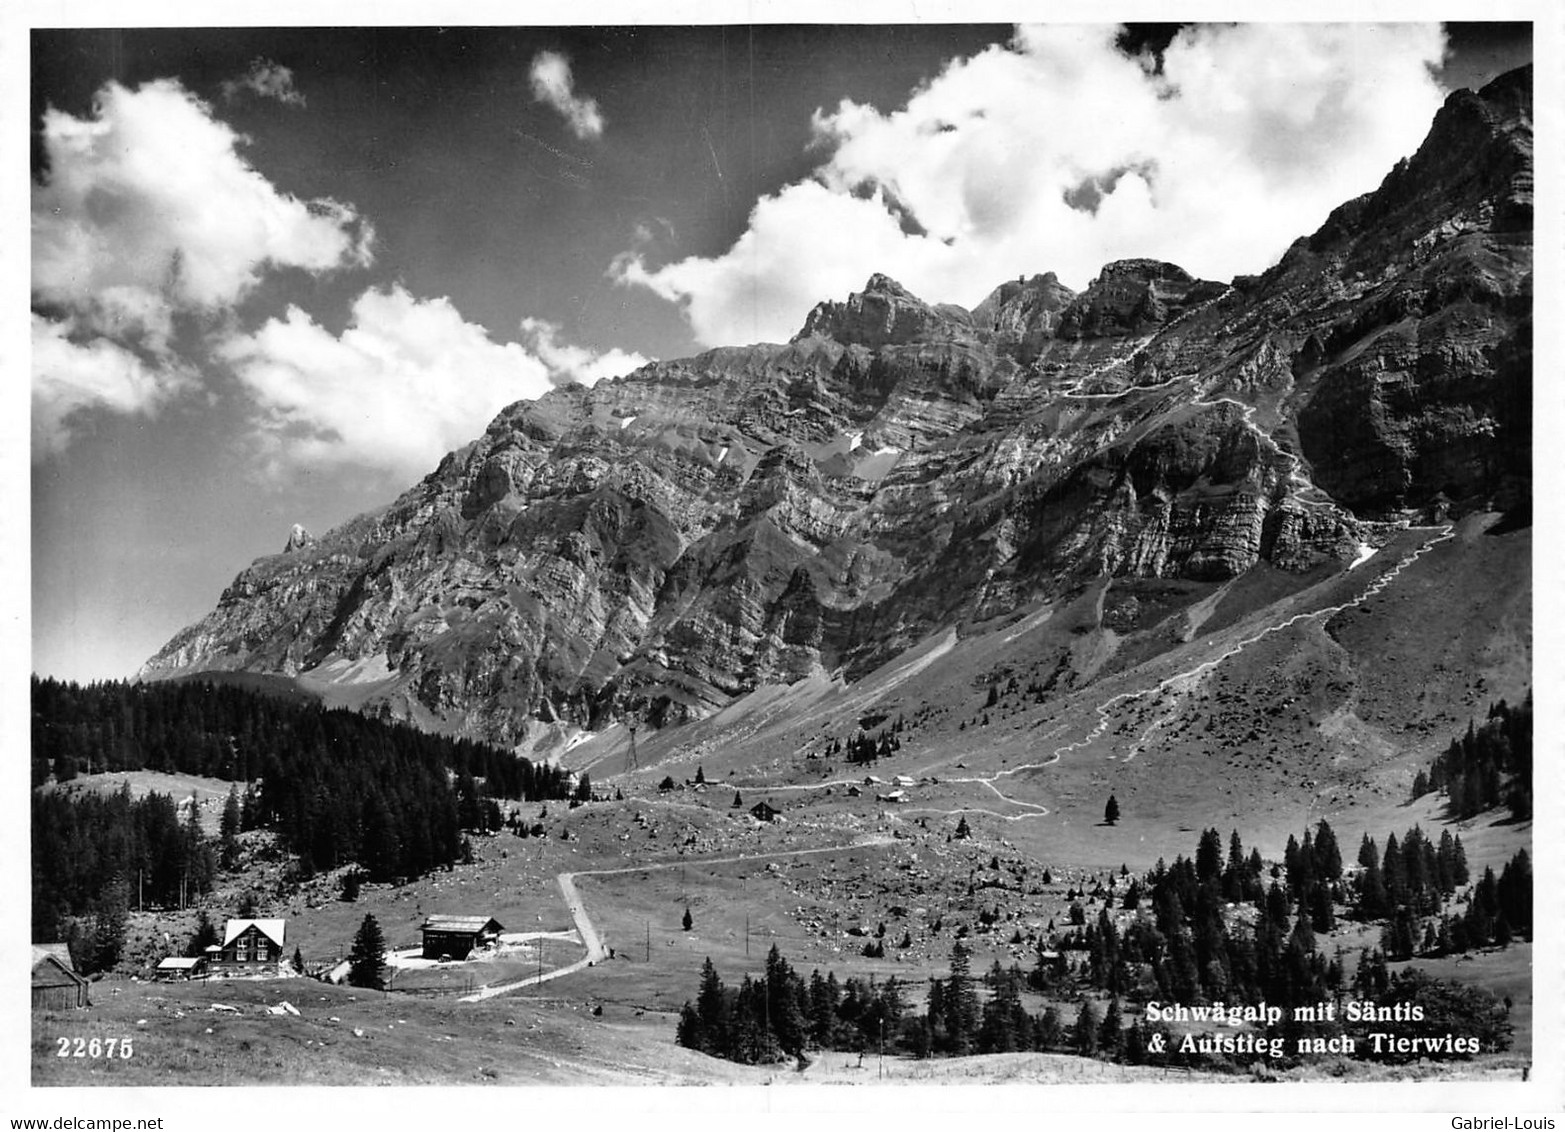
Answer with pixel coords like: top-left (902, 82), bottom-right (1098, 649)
top-left (1099, 997), bottom-right (1125, 1061)
top-left (943, 941), bottom-right (979, 1054)
top-left (1104, 793), bottom-right (1120, 826)
top-left (1072, 999), bottom-right (1101, 1056)
top-left (348, 913), bottom-right (387, 989)
top-left (219, 785), bottom-right (241, 870)
top-left (186, 910), bottom-right (219, 957)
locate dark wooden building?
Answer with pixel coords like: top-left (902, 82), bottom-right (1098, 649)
top-left (155, 955), bottom-right (209, 981)
top-left (749, 800), bottom-right (781, 823)
top-left (32, 944), bottom-right (88, 1010)
top-left (213, 919), bottom-right (286, 971)
top-left (420, 915), bottom-right (504, 960)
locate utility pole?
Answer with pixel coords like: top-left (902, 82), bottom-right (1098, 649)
top-left (537, 935), bottom-right (543, 985)
top-left (646, 921), bottom-right (650, 963)
top-left (745, 915), bottom-right (750, 957)
top-left (879, 1017), bottom-right (885, 1080)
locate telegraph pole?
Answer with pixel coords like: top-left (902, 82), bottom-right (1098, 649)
top-left (645, 921), bottom-right (650, 963)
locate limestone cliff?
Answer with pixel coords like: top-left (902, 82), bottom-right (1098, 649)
top-left (141, 68), bottom-right (1532, 747)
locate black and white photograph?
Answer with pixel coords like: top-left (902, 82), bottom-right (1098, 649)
top-left (12, 2), bottom-right (1557, 1122)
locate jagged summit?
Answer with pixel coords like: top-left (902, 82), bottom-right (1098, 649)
top-left (283, 524), bottom-right (315, 553)
top-left (793, 273), bottom-right (975, 349)
top-left (140, 68), bottom-right (1531, 748)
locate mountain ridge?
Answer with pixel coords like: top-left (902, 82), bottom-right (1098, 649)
top-left (140, 67), bottom-right (1532, 754)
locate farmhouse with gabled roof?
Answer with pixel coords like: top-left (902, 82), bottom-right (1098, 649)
top-left (213, 919), bottom-right (286, 972)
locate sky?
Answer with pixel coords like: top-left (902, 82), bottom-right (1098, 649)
top-left (21, 16), bottom-right (1535, 684)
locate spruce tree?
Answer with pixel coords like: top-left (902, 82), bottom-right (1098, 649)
top-left (696, 957), bottom-right (729, 1053)
top-left (186, 910), bottom-right (220, 957)
top-left (220, 785), bottom-right (241, 870)
top-left (1099, 997), bottom-right (1125, 1060)
top-left (1104, 793), bottom-right (1120, 826)
top-left (1073, 999), bottom-right (1100, 1056)
top-left (944, 941), bottom-right (979, 1054)
top-left (348, 913), bottom-right (387, 989)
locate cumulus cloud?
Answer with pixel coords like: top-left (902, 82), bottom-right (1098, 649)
top-left (221, 59), bottom-right (307, 107)
top-left (613, 23), bottom-right (1448, 346)
top-left (530, 51), bottom-right (605, 140)
top-left (32, 315), bottom-right (194, 456)
top-left (32, 78), bottom-right (372, 341)
top-left (31, 77), bottom-right (374, 459)
top-left (220, 286), bottom-right (633, 479)
top-left (519, 317), bottom-right (649, 386)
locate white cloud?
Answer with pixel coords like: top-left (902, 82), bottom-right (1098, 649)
top-left (529, 51), bottom-right (605, 140)
top-left (221, 59), bottom-right (307, 107)
top-left (614, 23), bottom-right (1448, 347)
top-left (31, 314), bottom-right (193, 457)
top-left (519, 317), bottom-right (650, 386)
top-left (220, 286), bottom-right (633, 479)
top-left (32, 78), bottom-right (371, 342)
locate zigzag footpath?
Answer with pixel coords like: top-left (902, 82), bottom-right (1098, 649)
top-left (767, 522), bottom-right (1455, 824)
top-left (459, 524), bottom-right (1452, 1000)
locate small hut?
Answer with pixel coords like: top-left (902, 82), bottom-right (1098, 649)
top-left (32, 945), bottom-right (88, 1010)
top-left (155, 955), bottom-right (209, 981)
top-left (420, 916), bottom-right (504, 960)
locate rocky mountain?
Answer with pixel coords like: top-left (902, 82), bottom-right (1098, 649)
top-left (141, 68), bottom-right (1532, 750)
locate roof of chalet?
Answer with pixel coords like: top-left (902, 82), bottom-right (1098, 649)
top-left (32, 944), bottom-right (74, 970)
top-left (421, 915), bottom-right (504, 934)
top-left (32, 954), bottom-right (87, 987)
top-left (222, 918), bottom-right (286, 947)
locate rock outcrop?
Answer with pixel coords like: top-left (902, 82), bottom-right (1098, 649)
top-left (141, 68), bottom-right (1532, 748)
top-left (283, 524), bottom-right (315, 553)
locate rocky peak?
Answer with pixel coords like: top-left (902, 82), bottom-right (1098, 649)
top-left (794, 274), bottom-right (973, 349)
top-left (970, 272), bottom-right (1077, 362)
top-left (1055, 259), bottom-right (1225, 340)
top-left (283, 524), bottom-right (315, 553)
top-left (139, 72), bottom-right (1531, 748)
top-left (1302, 64), bottom-right (1532, 260)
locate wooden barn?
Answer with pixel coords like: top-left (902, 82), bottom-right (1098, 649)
top-left (154, 955), bottom-right (209, 981)
top-left (213, 919), bottom-right (286, 971)
top-left (32, 944), bottom-right (88, 1010)
top-left (749, 800), bottom-right (781, 823)
top-left (421, 915), bottom-right (504, 960)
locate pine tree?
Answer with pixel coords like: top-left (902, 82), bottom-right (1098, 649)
top-left (1104, 793), bottom-right (1120, 826)
top-left (186, 910), bottom-right (219, 957)
top-left (220, 785), bottom-right (241, 870)
top-left (1099, 997), bottom-right (1125, 1061)
top-left (1073, 999), bottom-right (1101, 1056)
top-left (693, 957), bottom-right (728, 1054)
top-left (348, 913), bottom-right (387, 989)
top-left (943, 941), bottom-right (979, 1054)
top-left (683, 906), bottom-right (694, 932)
